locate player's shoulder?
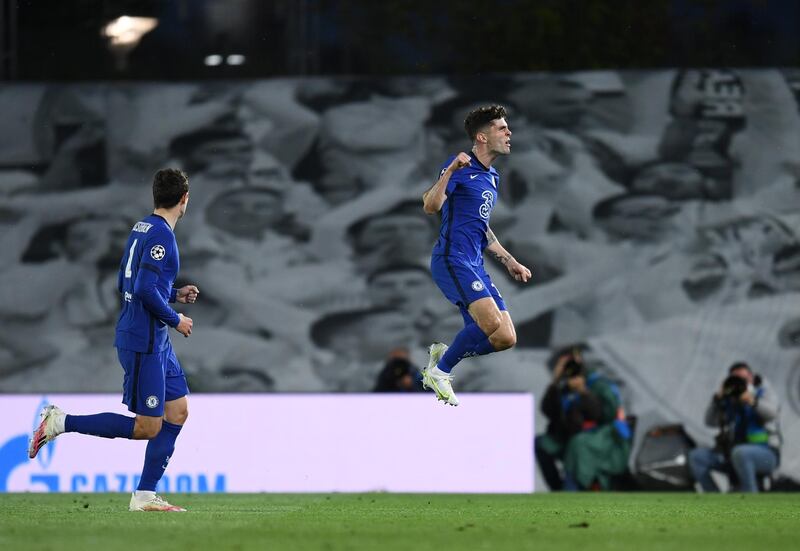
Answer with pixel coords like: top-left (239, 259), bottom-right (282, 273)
top-left (131, 217), bottom-right (157, 236)
top-left (137, 217), bottom-right (174, 243)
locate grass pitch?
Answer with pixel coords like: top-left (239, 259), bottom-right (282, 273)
top-left (1, 492), bottom-right (798, 551)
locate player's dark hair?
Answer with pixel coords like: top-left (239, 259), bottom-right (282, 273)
top-left (153, 168), bottom-right (189, 209)
top-left (464, 104), bottom-right (508, 141)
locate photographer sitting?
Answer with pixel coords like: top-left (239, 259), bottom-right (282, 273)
top-left (688, 362), bottom-right (781, 493)
top-left (536, 351), bottom-right (603, 490)
top-left (536, 349), bottom-right (630, 490)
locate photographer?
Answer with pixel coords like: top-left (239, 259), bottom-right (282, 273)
top-left (372, 348), bottom-right (424, 393)
top-left (536, 348), bottom-right (630, 490)
top-left (689, 362), bottom-right (781, 492)
top-left (536, 350), bottom-right (603, 490)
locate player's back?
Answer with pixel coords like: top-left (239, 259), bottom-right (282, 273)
top-left (431, 153), bottom-right (500, 265)
top-left (115, 214), bottom-right (179, 353)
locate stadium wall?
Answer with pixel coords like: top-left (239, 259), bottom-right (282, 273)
top-left (0, 70), bottom-right (799, 483)
top-left (0, 394), bottom-right (534, 493)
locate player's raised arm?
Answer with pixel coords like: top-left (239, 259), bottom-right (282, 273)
top-left (485, 226), bottom-right (532, 283)
top-left (422, 152), bottom-right (471, 214)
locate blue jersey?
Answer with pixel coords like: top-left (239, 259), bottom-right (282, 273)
top-left (431, 153), bottom-right (500, 266)
top-left (114, 214), bottom-right (181, 353)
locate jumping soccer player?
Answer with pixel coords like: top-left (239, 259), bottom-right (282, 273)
top-left (28, 168), bottom-right (199, 512)
top-left (421, 105), bottom-right (532, 406)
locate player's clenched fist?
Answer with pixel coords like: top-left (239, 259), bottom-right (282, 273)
top-left (176, 313), bottom-right (193, 337)
top-left (176, 284), bottom-right (200, 304)
top-left (447, 152), bottom-right (471, 173)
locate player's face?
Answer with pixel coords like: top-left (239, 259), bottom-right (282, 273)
top-left (481, 118), bottom-right (512, 156)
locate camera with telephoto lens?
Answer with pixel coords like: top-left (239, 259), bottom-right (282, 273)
top-left (721, 374), bottom-right (748, 399)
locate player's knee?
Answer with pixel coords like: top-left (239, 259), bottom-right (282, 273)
top-left (135, 417), bottom-right (163, 439)
top-left (144, 426), bottom-right (161, 439)
top-left (168, 407), bottom-right (188, 425)
top-left (478, 316), bottom-right (502, 336)
top-left (494, 329), bottom-right (516, 351)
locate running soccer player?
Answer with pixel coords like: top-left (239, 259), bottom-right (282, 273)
top-left (28, 168), bottom-right (199, 512)
top-left (421, 105), bottom-right (532, 406)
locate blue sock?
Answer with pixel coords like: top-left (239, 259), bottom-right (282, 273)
top-left (437, 322), bottom-right (495, 373)
top-left (137, 421), bottom-right (183, 492)
top-left (65, 413), bottom-right (135, 439)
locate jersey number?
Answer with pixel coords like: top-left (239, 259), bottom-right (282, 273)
top-left (124, 239), bottom-right (138, 278)
top-left (479, 190), bottom-right (494, 219)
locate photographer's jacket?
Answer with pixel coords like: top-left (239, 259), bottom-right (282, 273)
top-left (703, 376), bottom-right (781, 452)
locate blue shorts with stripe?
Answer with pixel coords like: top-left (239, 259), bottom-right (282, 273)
top-left (117, 341), bottom-right (189, 417)
top-left (430, 254), bottom-right (507, 313)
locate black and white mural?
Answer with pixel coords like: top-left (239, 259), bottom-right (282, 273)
top-left (1, 70), bottom-right (799, 478)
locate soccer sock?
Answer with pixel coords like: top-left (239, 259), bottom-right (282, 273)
top-left (137, 420), bottom-right (182, 492)
top-left (65, 413), bottom-right (135, 439)
top-left (437, 322), bottom-right (495, 373)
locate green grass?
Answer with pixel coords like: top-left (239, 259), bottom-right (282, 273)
top-left (1, 493), bottom-right (798, 551)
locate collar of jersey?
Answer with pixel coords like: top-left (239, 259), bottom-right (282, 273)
top-left (468, 152), bottom-right (491, 172)
top-left (149, 213), bottom-right (173, 232)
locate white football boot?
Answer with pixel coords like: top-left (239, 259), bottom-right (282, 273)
top-left (28, 405), bottom-right (66, 459)
top-left (422, 342), bottom-right (459, 406)
top-left (129, 492), bottom-right (187, 512)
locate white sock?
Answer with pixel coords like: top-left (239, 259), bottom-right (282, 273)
top-left (431, 365), bottom-right (451, 377)
top-left (134, 490), bottom-right (156, 500)
top-left (54, 412), bottom-right (66, 435)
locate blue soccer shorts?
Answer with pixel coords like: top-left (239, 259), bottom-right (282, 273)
top-left (117, 342), bottom-right (189, 417)
top-left (430, 254), bottom-right (507, 314)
